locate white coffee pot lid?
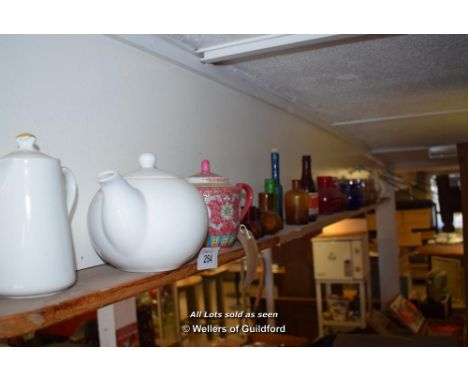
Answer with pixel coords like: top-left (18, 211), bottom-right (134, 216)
top-left (1, 133), bottom-right (55, 161)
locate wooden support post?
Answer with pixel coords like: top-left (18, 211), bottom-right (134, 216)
top-left (457, 143), bottom-right (468, 338)
top-left (97, 297), bottom-right (138, 347)
top-left (376, 191), bottom-right (400, 308)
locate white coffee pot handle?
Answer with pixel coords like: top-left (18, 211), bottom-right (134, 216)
top-left (62, 167), bottom-right (78, 218)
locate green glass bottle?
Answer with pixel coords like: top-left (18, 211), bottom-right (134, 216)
top-left (270, 149), bottom-right (283, 219)
top-left (264, 178), bottom-right (278, 213)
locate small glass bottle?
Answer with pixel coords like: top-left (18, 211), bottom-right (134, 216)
top-left (241, 206), bottom-right (265, 239)
top-left (258, 192), bottom-right (282, 235)
top-left (136, 291), bottom-right (157, 347)
top-left (285, 180), bottom-right (310, 225)
top-left (317, 176), bottom-right (343, 214)
top-left (357, 179), bottom-right (370, 206)
top-left (264, 178), bottom-right (278, 214)
top-left (300, 155), bottom-right (319, 221)
top-left (271, 149), bottom-right (284, 220)
top-left (346, 179), bottom-right (363, 210)
top-left (334, 178), bottom-right (349, 211)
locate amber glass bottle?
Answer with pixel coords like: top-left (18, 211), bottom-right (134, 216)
top-left (285, 180), bottom-right (310, 225)
top-left (242, 206), bottom-right (265, 239)
top-left (258, 192), bottom-right (282, 235)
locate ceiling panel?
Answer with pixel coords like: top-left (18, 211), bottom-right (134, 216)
top-left (373, 149), bottom-right (457, 168)
top-left (336, 110), bottom-right (468, 149)
top-left (164, 34), bottom-right (468, 168)
top-left (233, 35), bottom-right (468, 122)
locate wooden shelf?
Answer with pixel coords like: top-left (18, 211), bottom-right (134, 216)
top-left (0, 201), bottom-right (382, 340)
top-left (278, 203), bottom-right (379, 245)
top-left (0, 237), bottom-right (277, 339)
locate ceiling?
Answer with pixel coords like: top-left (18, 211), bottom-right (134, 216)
top-left (165, 34), bottom-right (468, 171)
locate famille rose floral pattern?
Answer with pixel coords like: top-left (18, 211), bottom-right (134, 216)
top-left (201, 187), bottom-right (241, 248)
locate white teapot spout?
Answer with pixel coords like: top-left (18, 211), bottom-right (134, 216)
top-left (98, 170), bottom-right (146, 255)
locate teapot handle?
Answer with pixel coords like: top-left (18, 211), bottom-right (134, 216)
top-left (236, 183), bottom-right (253, 222)
top-left (62, 167), bottom-right (78, 218)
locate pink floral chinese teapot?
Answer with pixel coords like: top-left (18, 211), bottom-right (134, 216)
top-left (188, 160), bottom-right (253, 248)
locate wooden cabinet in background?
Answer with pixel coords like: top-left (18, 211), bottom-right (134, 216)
top-left (368, 208), bottom-right (434, 248)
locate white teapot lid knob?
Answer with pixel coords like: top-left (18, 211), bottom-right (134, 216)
top-left (16, 133), bottom-right (37, 151)
top-left (139, 153), bottom-right (157, 169)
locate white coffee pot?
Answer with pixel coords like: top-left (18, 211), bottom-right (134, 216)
top-left (0, 134), bottom-right (78, 298)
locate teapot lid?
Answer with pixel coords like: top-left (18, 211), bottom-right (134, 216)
top-left (125, 153), bottom-right (177, 179)
top-left (1, 133), bottom-right (55, 161)
top-left (188, 160), bottom-right (230, 186)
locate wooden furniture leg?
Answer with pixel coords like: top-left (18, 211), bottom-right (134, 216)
top-left (261, 247), bottom-right (276, 326)
top-left (316, 281), bottom-right (324, 337)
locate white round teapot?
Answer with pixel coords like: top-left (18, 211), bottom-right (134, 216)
top-left (0, 134), bottom-right (78, 298)
top-left (88, 153), bottom-right (208, 272)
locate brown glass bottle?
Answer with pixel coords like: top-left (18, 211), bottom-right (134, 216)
top-left (285, 180), bottom-right (310, 225)
top-left (258, 192), bottom-right (282, 235)
top-left (300, 155), bottom-right (319, 221)
top-left (241, 206), bottom-right (265, 239)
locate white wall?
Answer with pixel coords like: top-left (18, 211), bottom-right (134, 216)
top-left (0, 35), bottom-right (373, 269)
